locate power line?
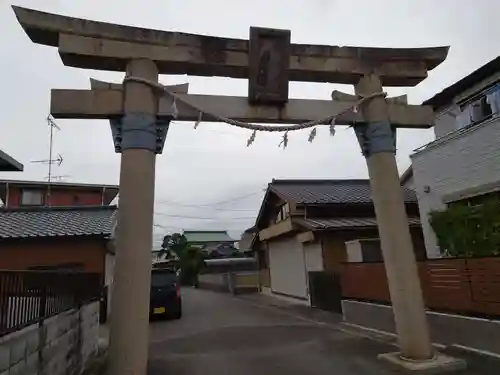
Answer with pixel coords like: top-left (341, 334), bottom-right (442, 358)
top-left (155, 199), bottom-right (258, 212)
top-left (158, 190), bottom-right (264, 208)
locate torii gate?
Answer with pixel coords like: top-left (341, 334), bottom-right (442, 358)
top-left (12, 6), bottom-right (459, 374)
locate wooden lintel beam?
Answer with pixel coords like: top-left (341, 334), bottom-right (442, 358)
top-left (13, 6), bottom-right (449, 87)
top-left (57, 34), bottom-right (430, 87)
top-left (50, 89), bottom-right (434, 128)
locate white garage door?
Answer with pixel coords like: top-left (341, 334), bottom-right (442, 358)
top-left (268, 237), bottom-right (307, 299)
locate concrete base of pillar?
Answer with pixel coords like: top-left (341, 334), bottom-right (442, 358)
top-left (378, 352), bottom-right (466, 374)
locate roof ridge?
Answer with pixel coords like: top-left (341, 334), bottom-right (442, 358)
top-left (271, 179), bottom-right (371, 184)
top-left (0, 179), bottom-right (119, 188)
top-left (0, 205), bottom-right (117, 213)
top-left (183, 230), bottom-right (228, 233)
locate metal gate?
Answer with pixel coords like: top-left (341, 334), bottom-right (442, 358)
top-left (308, 271), bottom-right (342, 313)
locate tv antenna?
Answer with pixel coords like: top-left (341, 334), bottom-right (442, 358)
top-left (44, 175), bottom-right (71, 182)
top-left (30, 115), bottom-right (63, 206)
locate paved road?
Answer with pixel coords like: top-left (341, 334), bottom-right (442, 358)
top-left (146, 288), bottom-right (413, 375)
top-left (147, 288), bottom-right (500, 374)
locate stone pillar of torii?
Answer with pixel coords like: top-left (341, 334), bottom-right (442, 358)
top-left (13, 6), bottom-right (465, 374)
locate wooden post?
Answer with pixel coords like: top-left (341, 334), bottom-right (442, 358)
top-left (108, 59), bottom-right (158, 375)
top-left (354, 74), bottom-right (433, 360)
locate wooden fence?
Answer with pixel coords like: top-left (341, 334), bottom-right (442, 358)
top-left (341, 257), bottom-right (500, 316)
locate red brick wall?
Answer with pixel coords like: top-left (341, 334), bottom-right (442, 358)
top-left (6, 186), bottom-right (104, 208)
top-left (0, 237), bottom-right (107, 277)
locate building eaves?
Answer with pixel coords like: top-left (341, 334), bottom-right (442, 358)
top-left (0, 150), bottom-right (23, 172)
top-left (400, 165), bottom-right (413, 186)
top-left (423, 56), bottom-right (500, 110)
top-left (296, 216), bottom-right (421, 231)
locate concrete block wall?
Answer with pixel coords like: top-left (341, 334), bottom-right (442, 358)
top-left (199, 272), bottom-right (259, 294)
top-left (411, 116), bottom-right (500, 258)
top-left (0, 301), bottom-right (100, 375)
top-left (199, 273), bottom-right (230, 292)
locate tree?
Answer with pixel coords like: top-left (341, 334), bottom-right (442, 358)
top-left (159, 232), bottom-right (204, 286)
top-left (161, 233), bottom-right (188, 257)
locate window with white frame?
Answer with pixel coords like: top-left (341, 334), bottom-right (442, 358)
top-left (20, 189), bottom-right (44, 206)
top-left (276, 203), bottom-right (290, 222)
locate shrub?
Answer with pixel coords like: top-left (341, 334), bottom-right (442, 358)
top-left (429, 198), bottom-right (500, 257)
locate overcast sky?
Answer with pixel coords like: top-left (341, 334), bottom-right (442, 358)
top-left (1, 0), bottom-right (498, 245)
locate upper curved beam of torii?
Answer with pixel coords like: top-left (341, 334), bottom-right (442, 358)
top-left (12, 6), bottom-right (449, 87)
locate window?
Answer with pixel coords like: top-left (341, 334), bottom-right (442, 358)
top-left (151, 271), bottom-right (178, 287)
top-left (456, 83), bottom-right (500, 130)
top-left (21, 189), bottom-right (44, 206)
top-left (276, 203), bottom-right (290, 222)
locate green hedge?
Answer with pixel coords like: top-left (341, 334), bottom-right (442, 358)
top-left (429, 198), bottom-right (500, 257)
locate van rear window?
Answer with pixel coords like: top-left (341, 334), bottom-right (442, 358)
top-left (151, 272), bottom-right (177, 287)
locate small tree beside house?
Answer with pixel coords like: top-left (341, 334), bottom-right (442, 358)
top-left (429, 198), bottom-right (500, 257)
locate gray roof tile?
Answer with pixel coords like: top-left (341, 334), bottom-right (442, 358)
top-left (270, 179), bottom-right (417, 205)
top-left (184, 231), bottom-right (234, 243)
top-left (0, 205), bottom-right (117, 239)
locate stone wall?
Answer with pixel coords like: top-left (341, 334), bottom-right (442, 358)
top-left (0, 301), bottom-right (100, 375)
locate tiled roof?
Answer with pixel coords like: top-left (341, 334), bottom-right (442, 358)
top-left (296, 216), bottom-right (421, 230)
top-left (184, 230), bottom-right (234, 243)
top-left (270, 179), bottom-right (417, 205)
top-left (0, 205), bottom-right (117, 239)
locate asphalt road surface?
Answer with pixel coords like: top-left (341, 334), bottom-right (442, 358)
top-left (147, 288), bottom-right (430, 375)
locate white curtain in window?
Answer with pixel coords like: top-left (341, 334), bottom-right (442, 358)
top-left (486, 86), bottom-right (500, 115)
top-left (456, 105), bottom-right (472, 129)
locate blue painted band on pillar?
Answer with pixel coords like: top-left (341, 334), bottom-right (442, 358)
top-left (354, 121), bottom-right (396, 158)
top-left (109, 113), bottom-right (170, 154)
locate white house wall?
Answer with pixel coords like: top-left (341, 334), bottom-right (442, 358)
top-left (411, 116), bottom-right (500, 258)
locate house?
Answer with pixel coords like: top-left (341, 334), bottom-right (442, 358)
top-left (239, 227), bottom-right (257, 250)
top-left (238, 227), bottom-right (258, 256)
top-left (0, 179), bottom-right (118, 207)
top-left (0, 205), bottom-right (117, 272)
top-left (253, 179), bottom-right (425, 304)
top-left (0, 150), bottom-right (23, 172)
top-left (184, 230), bottom-right (237, 258)
top-left (410, 56), bottom-right (500, 258)
top-left (0, 179), bottom-right (119, 321)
